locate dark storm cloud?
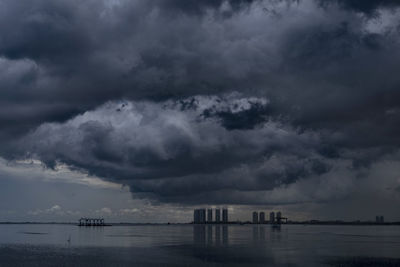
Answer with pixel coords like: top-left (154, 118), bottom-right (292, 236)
top-left (18, 96), bottom-right (333, 204)
top-left (1, 0), bottom-right (400, 205)
top-left (156, 0), bottom-right (257, 14)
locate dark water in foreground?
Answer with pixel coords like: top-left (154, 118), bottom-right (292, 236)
top-left (0, 224), bottom-right (399, 266)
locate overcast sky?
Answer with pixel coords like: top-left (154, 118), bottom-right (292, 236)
top-left (1, 0), bottom-right (400, 223)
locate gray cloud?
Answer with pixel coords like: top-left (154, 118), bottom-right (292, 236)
top-left (17, 95), bottom-right (334, 204)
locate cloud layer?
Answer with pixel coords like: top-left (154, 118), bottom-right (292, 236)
top-left (1, 0), bottom-right (400, 207)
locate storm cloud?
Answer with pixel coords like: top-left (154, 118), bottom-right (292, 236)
top-left (19, 95), bottom-right (332, 204)
top-left (1, 0), bottom-right (400, 206)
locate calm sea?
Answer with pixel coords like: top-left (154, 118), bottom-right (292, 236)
top-left (0, 224), bottom-right (399, 266)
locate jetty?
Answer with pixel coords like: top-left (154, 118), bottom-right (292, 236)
top-left (78, 218), bottom-right (106, 226)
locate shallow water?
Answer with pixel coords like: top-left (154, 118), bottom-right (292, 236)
top-left (0, 224), bottom-right (399, 266)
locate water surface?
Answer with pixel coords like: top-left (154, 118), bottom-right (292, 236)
top-left (0, 224), bottom-right (399, 266)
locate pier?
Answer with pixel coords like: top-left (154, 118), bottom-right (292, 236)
top-left (78, 218), bottom-right (106, 226)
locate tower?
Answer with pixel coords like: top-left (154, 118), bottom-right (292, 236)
top-left (200, 209), bottom-right (206, 223)
top-left (194, 209), bottom-right (199, 224)
top-left (222, 208), bottom-right (228, 223)
top-left (215, 209), bottom-right (221, 223)
top-left (207, 209), bottom-right (213, 223)
top-left (269, 212), bottom-right (275, 224)
top-left (253, 211), bottom-right (258, 224)
top-left (259, 212), bottom-right (265, 224)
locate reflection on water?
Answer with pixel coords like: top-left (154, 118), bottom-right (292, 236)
top-left (193, 225), bottom-right (229, 246)
top-left (194, 225), bottom-right (285, 246)
top-left (1, 224), bottom-right (400, 266)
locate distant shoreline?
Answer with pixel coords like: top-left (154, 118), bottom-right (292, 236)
top-left (0, 221), bottom-right (399, 226)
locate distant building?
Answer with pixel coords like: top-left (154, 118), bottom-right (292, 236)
top-left (222, 208), bottom-right (228, 223)
top-left (215, 209), bottom-right (221, 223)
top-left (194, 209), bottom-right (206, 224)
top-left (200, 209), bottom-right (206, 223)
top-left (194, 209), bottom-right (199, 223)
top-left (269, 212), bottom-right (275, 224)
top-left (207, 209), bottom-right (213, 223)
top-left (252, 212), bottom-right (258, 224)
top-left (259, 212), bottom-right (265, 224)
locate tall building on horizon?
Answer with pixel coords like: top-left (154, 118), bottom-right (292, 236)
top-left (252, 211), bottom-right (258, 224)
top-left (215, 209), bottom-right (221, 223)
top-left (259, 212), bottom-right (265, 224)
top-left (194, 209), bottom-right (206, 224)
top-left (269, 212), bottom-right (275, 224)
top-left (200, 209), bottom-right (206, 223)
top-left (194, 209), bottom-right (199, 223)
top-left (222, 208), bottom-right (228, 223)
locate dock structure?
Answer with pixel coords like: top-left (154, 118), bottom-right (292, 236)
top-left (78, 218), bottom-right (105, 226)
